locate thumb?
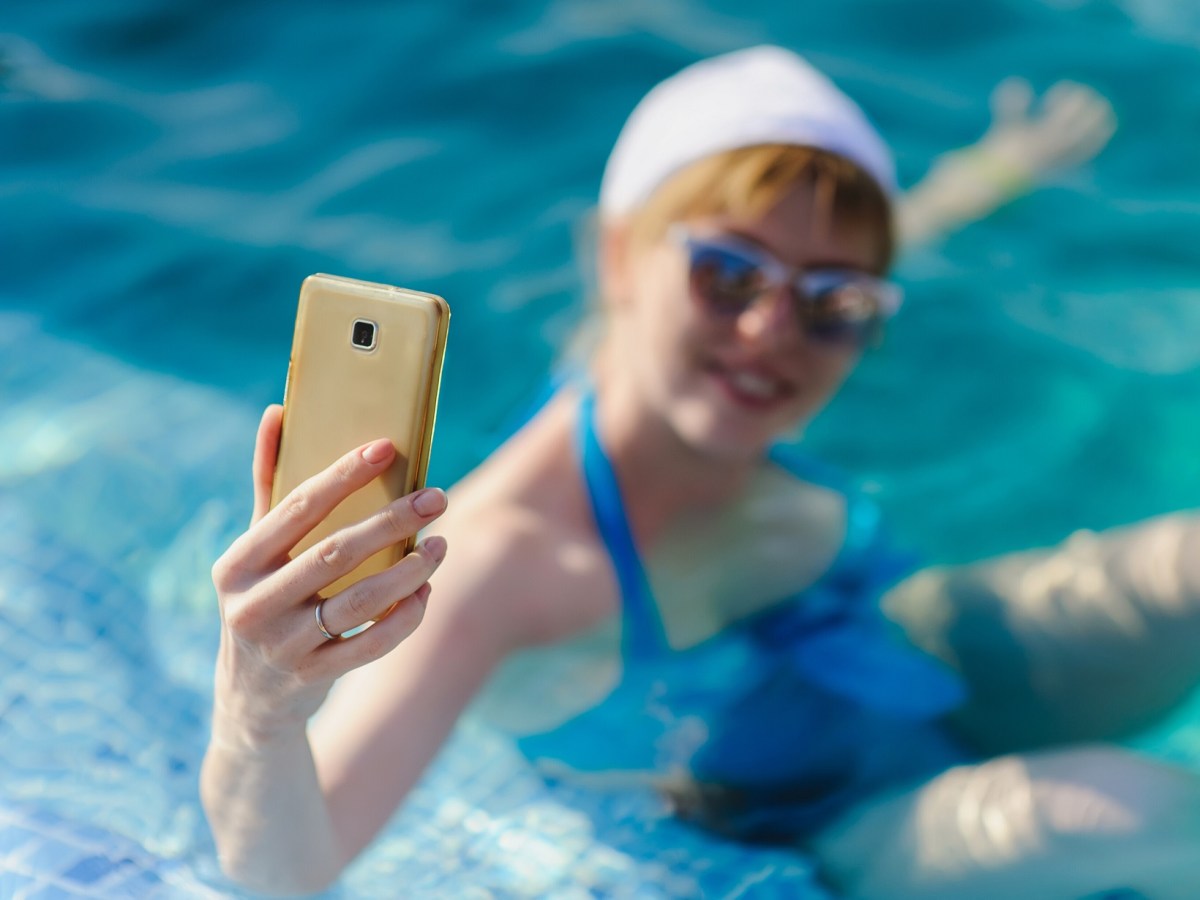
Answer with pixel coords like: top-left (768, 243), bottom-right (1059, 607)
top-left (989, 77), bottom-right (1034, 129)
top-left (250, 404), bottom-right (284, 525)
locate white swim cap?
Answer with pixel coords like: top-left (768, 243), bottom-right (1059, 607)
top-left (599, 45), bottom-right (896, 218)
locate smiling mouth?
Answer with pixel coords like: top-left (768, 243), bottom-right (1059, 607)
top-left (708, 363), bottom-right (794, 409)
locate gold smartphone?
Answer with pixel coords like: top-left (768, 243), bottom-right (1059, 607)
top-left (271, 273), bottom-right (450, 597)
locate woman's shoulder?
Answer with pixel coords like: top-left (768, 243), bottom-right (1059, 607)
top-left (437, 498), bottom-right (618, 651)
top-left (445, 390), bottom-right (588, 541)
top-left (437, 399), bottom-right (619, 649)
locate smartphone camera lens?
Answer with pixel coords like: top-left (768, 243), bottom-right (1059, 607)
top-left (351, 319), bottom-right (377, 351)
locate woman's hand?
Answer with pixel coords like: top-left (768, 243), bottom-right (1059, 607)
top-left (897, 78), bottom-right (1116, 247)
top-left (210, 404), bottom-right (448, 747)
top-left (979, 77), bottom-right (1116, 184)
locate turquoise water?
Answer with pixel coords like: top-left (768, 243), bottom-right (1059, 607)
top-left (2, 1), bottom-right (1200, 896)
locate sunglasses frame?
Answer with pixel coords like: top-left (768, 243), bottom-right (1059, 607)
top-left (667, 224), bottom-right (903, 346)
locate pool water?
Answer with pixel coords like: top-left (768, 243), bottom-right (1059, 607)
top-left (2, 1), bottom-right (1200, 896)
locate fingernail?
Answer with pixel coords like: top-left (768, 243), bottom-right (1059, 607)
top-left (362, 440), bottom-right (392, 464)
top-left (412, 487), bottom-right (447, 517)
top-left (420, 535), bottom-right (447, 563)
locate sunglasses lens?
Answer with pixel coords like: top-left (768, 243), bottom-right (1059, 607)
top-left (689, 245), bottom-right (767, 315)
top-left (800, 281), bottom-right (883, 346)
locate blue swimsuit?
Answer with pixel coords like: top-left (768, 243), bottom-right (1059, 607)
top-left (515, 391), bottom-right (972, 842)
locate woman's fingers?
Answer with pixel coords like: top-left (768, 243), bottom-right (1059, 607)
top-left (300, 535), bottom-right (446, 646)
top-left (301, 582), bottom-right (434, 682)
top-left (1039, 82), bottom-right (1116, 164)
top-left (267, 492), bottom-right (448, 620)
top-left (229, 439), bottom-right (399, 576)
top-left (250, 405), bottom-right (284, 525)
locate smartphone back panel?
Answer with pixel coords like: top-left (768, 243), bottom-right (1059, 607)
top-left (271, 273), bottom-right (449, 597)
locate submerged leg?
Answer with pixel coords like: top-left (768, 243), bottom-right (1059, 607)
top-left (810, 745), bottom-right (1200, 900)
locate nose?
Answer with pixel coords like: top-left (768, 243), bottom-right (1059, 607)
top-left (735, 286), bottom-right (798, 349)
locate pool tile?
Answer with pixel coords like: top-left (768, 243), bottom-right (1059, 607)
top-left (22, 886), bottom-right (96, 900)
top-left (0, 873), bottom-right (37, 899)
top-left (61, 853), bottom-right (135, 885)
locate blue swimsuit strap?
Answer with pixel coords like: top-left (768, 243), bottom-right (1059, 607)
top-left (767, 443), bottom-right (881, 581)
top-left (575, 390), bottom-right (669, 658)
top-left (574, 394), bottom-right (868, 659)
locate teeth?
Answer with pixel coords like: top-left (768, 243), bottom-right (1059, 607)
top-left (728, 370), bottom-right (779, 398)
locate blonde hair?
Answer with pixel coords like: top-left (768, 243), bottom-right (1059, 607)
top-left (625, 143), bottom-right (894, 274)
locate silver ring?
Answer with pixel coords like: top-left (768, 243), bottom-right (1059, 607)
top-left (314, 598), bottom-right (341, 641)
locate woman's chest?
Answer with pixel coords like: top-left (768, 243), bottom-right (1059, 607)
top-left (642, 466), bottom-right (848, 650)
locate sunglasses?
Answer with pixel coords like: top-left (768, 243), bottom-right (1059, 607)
top-left (668, 225), bottom-right (902, 347)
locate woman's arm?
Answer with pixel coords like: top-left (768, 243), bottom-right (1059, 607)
top-left (199, 406), bottom-right (466, 894)
top-left (882, 513), bottom-right (1200, 755)
top-left (301, 507), bottom-right (560, 868)
top-left (896, 79), bottom-right (1116, 248)
top-left (202, 406), bottom-right (570, 894)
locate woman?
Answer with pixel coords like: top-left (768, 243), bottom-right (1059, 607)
top-left (202, 47), bottom-right (1200, 898)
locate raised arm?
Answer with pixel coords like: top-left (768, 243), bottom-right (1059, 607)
top-left (201, 406), bottom-right (449, 893)
top-left (202, 406), bottom-right (551, 894)
top-left (883, 512), bottom-right (1200, 755)
top-left (897, 78), bottom-right (1116, 248)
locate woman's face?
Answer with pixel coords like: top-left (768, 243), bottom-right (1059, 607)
top-left (605, 181), bottom-right (884, 460)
